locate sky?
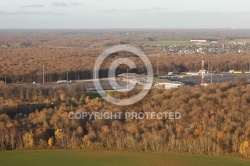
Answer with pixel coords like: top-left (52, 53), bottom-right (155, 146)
top-left (0, 0), bottom-right (250, 29)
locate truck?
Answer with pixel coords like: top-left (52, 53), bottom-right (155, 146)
top-left (234, 71), bottom-right (242, 74)
top-left (57, 80), bottom-right (67, 83)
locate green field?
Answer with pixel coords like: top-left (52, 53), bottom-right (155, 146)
top-left (0, 150), bottom-right (249, 166)
top-left (136, 40), bottom-right (194, 46)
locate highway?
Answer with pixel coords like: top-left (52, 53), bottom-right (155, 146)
top-left (168, 74), bottom-right (250, 85)
top-left (11, 77), bottom-right (130, 90)
top-left (10, 74), bottom-right (250, 88)
top-left (11, 78), bottom-right (115, 87)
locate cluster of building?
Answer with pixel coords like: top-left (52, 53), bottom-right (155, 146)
top-left (160, 40), bottom-right (250, 55)
top-left (117, 73), bottom-right (184, 90)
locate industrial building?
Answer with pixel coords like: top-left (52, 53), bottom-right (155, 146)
top-left (154, 78), bottom-right (185, 89)
top-left (118, 73), bottom-right (185, 90)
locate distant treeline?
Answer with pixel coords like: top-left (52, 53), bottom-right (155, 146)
top-left (1, 54), bottom-right (250, 83)
top-left (0, 43), bottom-right (250, 83)
top-left (1, 68), bottom-right (140, 83)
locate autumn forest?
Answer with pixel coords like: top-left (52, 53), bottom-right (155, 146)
top-left (0, 29), bottom-right (249, 158)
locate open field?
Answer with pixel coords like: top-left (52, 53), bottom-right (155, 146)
top-left (135, 40), bottom-right (194, 46)
top-left (0, 150), bottom-right (249, 166)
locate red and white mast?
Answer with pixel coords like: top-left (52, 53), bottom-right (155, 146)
top-left (201, 56), bottom-right (207, 86)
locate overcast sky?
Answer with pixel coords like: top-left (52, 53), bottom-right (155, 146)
top-left (1, 0), bottom-right (250, 28)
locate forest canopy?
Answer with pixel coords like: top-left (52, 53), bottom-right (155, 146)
top-left (0, 83), bottom-right (249, 157)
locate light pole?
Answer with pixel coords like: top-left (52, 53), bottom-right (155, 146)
top-left (211, 66), bottom-right (213, 84)
top-left (207, 55), bottom-right (210, 73)
top-left (127, 69), bottom-right (128, 90)
top-left (67, 72), bottom-right (69, 87)
top-left (94, 66), bottom-right (95, 80)
top-left (249, 61), bottom-right (250, 72)
top-left (157, 60), bottom-right (159, 77)
top-left (43, 64), bottom-right (45, 84)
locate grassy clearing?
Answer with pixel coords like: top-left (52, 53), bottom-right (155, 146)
top-left (136, 40), bottom-right (194, 46)
top-left (0, 150), bottom-right (249, 166)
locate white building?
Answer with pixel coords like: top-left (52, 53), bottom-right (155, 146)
top-left (190, 40), bottom-right (207, 43)
top-left (154, 78), bottom-right (185, 90)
